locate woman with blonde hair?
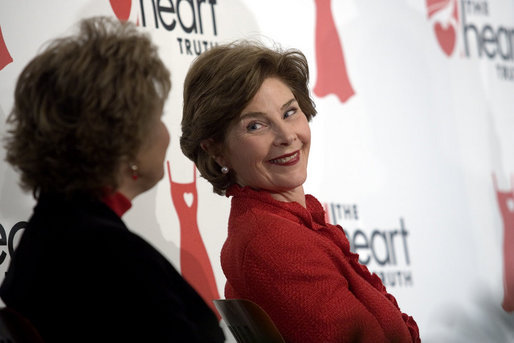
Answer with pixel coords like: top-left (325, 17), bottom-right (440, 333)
top-left (1, 16), bottom-right (224, 342)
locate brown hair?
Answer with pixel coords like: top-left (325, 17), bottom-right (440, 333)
top-left (4, 16), bottom-right (171, 198)
top-left (181, 41), bottom-right (316, 195)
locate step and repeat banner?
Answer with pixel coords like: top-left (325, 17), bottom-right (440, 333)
top-left (1, 1), bottom-right (514, 341)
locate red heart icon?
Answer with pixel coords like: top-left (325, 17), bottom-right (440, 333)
top-left (434, 21), bottom-right (456, 56)
top-left (110, 0), bottom-right (132, 21)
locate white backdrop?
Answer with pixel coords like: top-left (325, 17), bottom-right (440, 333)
top-left (1, 1), bottom-right (514, 341)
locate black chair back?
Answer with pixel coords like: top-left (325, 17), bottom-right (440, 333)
top-left (0, 307), bottom-right (44, 343)
top-left (213, 299), bottom-right (285, 343)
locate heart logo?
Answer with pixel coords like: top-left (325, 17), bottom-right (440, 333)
top-left (183, 192), bottom-right (194, 207)
top-left (434, 22), bottom-right (456, 56)
top-left (109, 0), bottom-right (132, 21)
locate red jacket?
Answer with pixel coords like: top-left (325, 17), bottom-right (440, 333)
top-left (222, 185), bottom-right (420, 342)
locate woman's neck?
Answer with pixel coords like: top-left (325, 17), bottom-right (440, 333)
top-left (268, 186), bottom-right (306, 208)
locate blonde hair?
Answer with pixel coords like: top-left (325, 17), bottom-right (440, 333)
top-left (4, 16), bottom-right (171, 198)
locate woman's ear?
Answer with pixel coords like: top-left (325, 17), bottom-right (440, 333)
top-left (200, 138), bottom-right (215, 155)
top-left (200, 139), bottom-right (229, 168)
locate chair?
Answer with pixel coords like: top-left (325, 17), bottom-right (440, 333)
top-left (0, 307), bottom-right (44, 343)
top-left (213, 299), bottom-right (285, 343)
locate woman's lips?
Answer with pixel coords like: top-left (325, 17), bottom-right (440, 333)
top-left (268, 151), bottom-right (300, 166)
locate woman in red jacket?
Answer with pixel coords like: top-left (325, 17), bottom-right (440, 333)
top-left (181, 41), bottom-right (421, 342)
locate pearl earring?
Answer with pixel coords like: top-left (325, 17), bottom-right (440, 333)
top-left (221, 166), bottom-right (229, 174)
top-left (130, 163), bottom-right (139, 180)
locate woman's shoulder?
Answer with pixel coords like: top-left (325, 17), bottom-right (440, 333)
top-left (31, 192), bottom-right (167, 267)
top-left (226, 205), bottom-right (329, 259)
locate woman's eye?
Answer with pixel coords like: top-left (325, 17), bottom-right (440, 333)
top-left (247, 121), bottom-right (263, 131)
top-left (284, 108), bottom-right (297, 118)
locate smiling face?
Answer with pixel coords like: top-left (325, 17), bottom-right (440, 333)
top-left (218, 77), bottom-right (311, 204)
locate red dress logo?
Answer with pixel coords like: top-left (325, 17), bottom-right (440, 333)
top-left (167, 162), bottom-right (221, 318)
top-left (0, 26), bottom-right (13, 71)
top-left (426, 0), bottom-right (459, 56)
top-left (109, 0), bottom-right (132, 21)
top-left (493, 174), bottom-right (514, 312)
top-left (313, 0), bottom-right (355, 103)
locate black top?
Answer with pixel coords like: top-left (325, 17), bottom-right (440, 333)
top-left (0, 192), bottom-right (224, 342)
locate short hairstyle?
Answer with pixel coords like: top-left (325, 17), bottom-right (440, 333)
top-left (181, 41), bottom-right (316, 195)
top-left (4, 16), bottom-right (171, 198)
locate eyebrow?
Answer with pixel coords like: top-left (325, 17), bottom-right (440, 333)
top-left (240, 98), bottom-right (297, 119)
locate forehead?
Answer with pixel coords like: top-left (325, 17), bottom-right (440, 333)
top-left (241, 77), bottom-right (295, 113)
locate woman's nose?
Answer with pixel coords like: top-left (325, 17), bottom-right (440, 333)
top-left (273, 123), bottom-right (295, 146)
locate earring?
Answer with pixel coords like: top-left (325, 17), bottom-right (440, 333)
top-left (221, 166), bottom-right (229, 174)
top-left (130, 163), bottom-right (139, 180)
